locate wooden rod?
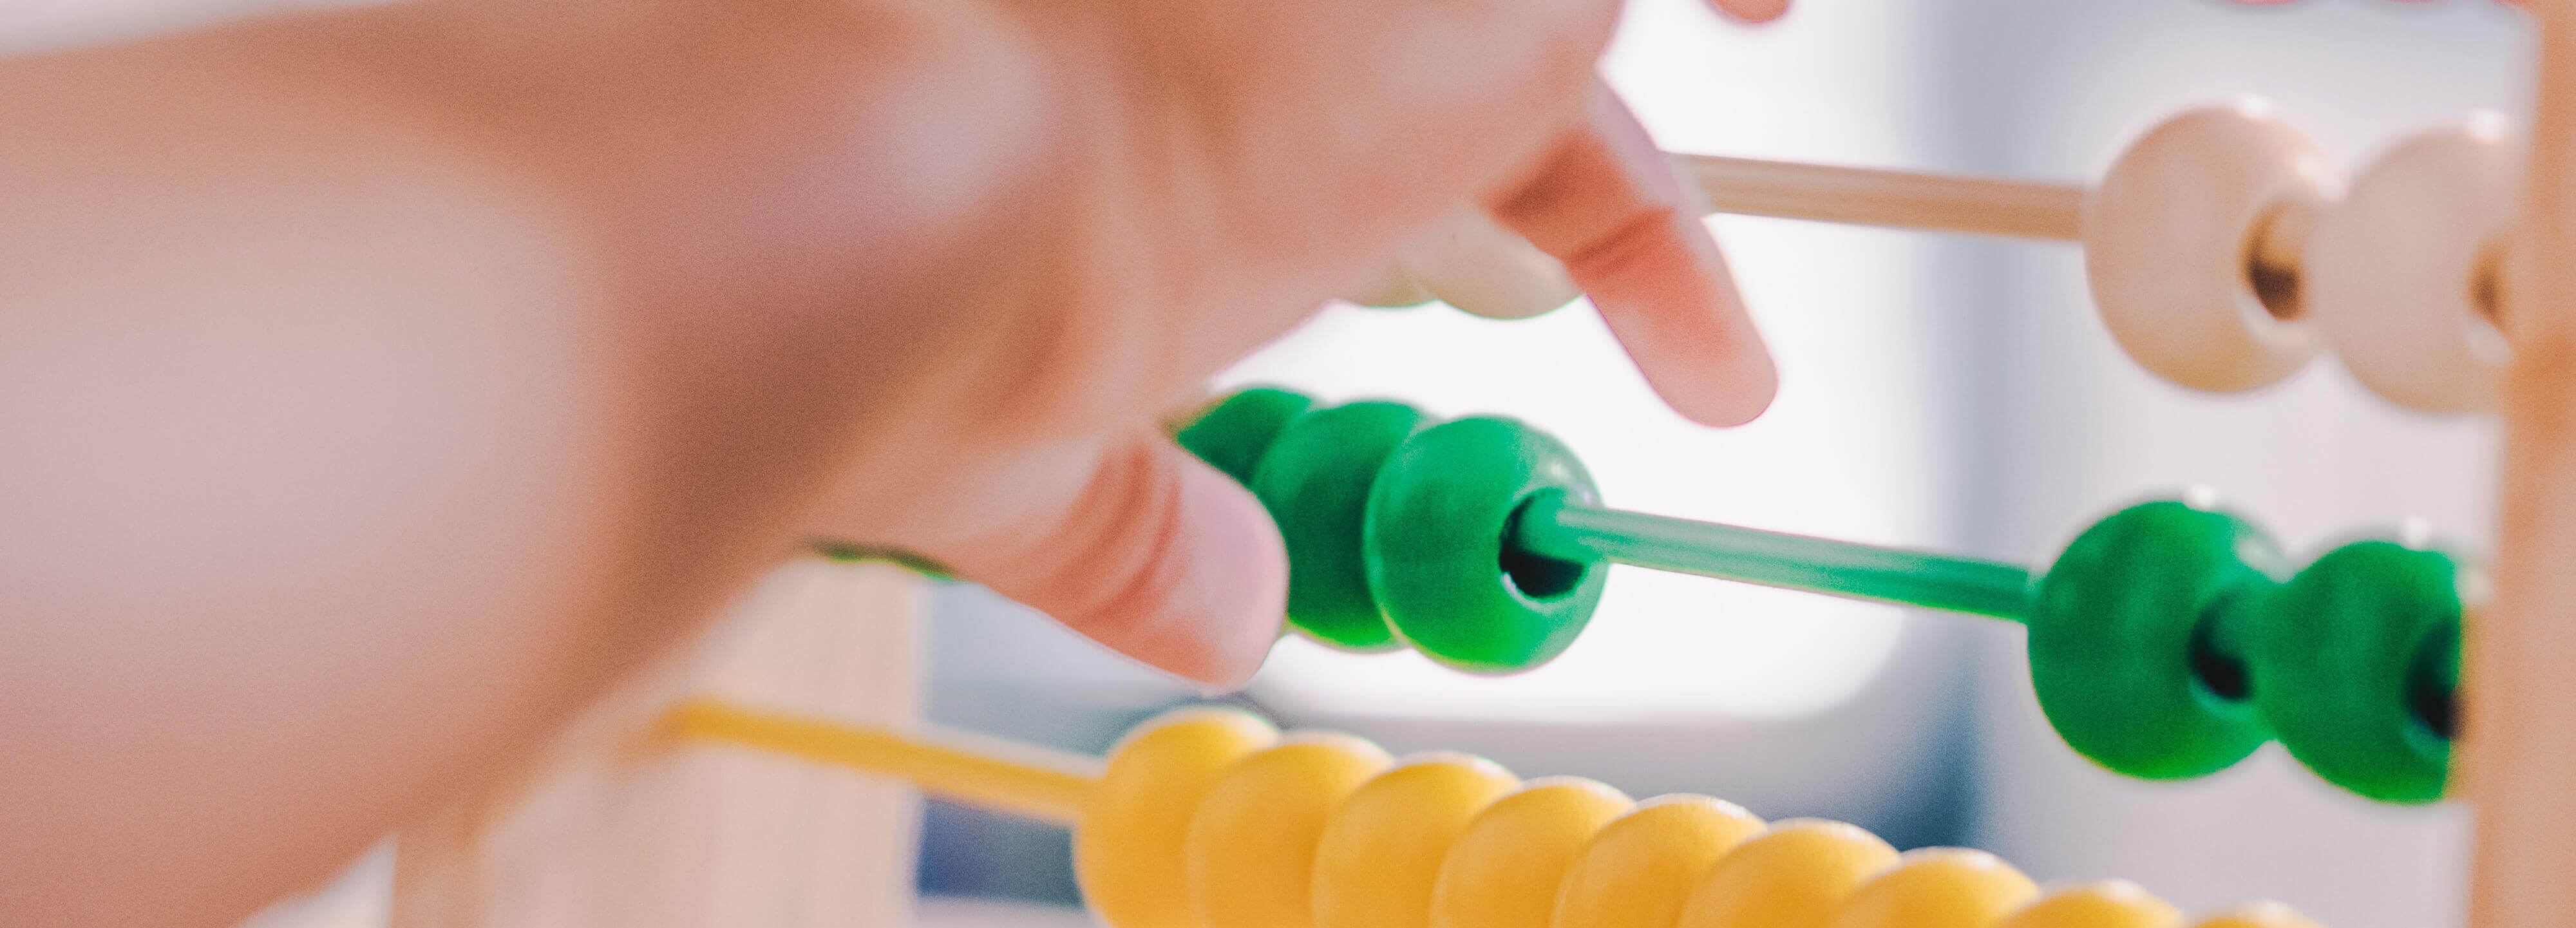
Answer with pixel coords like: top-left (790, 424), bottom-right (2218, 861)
top-left (2470, 1), bottom-right (2576, 926)
top-left (1676, 153), bottom-right (2088, 240)
top-left (665, 699), bottom-right (1101, 826)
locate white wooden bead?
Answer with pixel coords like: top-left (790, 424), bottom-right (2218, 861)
top-left (1397, 209), bottom-right (1582, 320)
top-left (2082, 99), bottom-right (2336, 392)
top-left (2307, 116), bottom-right (2518, 413)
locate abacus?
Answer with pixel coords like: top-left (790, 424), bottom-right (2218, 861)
top-left (666, 700), bottom-right (2323, 928)
top-left (388, 5), bottom-right (2576, 928)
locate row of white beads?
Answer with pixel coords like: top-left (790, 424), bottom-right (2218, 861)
top-left (1350, 99), bottom-right (2519, 415)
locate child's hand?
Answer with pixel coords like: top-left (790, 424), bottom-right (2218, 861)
top-left (0, 0), bottom-right (1781, 923)
top-left (378, 0), bottom-right (1784, 685)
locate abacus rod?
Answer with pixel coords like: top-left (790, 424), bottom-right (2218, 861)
top-left (1676, 153), bottom-right (2088, 241)
top-left (666, 699), bottom-right (1099, 824)
top-left (1511, 494), bottom-right (2034, 620)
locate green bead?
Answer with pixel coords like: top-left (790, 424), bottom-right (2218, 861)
top-left (1364, 416), bottom-right (1606, 672)
top-left (1175, 387), bottom-right (1314, 485)
top-left (1249, 401), bottom-right (1430, 650)
top-left (2029, 499), bottom-right (2286, 781)
top-left (2254, 540), bottom-right (2461, 804)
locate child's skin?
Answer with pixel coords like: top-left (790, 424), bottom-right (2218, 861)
top-left (0, 0), bottom-right (1796, 924)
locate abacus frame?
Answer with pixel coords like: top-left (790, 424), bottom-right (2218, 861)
top-left (2468, 5), bottom-right (2576, 926)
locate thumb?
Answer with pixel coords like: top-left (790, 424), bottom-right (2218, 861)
top-left (887, 430), bottom-right (1287, 688)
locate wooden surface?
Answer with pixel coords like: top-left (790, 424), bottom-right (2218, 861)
top-left (389, 560), bottom-right (924, 928)
top-left (2469, 2), bottom-right (2576, 927)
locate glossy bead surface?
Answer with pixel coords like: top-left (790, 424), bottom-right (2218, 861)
top-left (2030, 498), bottom-right (2284, 780)
top-left (1076, 708), bottom-right (1281, 928)
top-left (1555, 796), bottom-right (1768, 928)
top-left (1185, 734), bottom-right (1394, 928)
top-left (1996, 882), bottom-right (2183, 928)
top-left (2083, 100), bottom-right (2331, 392)
top-left (1824, 849), bottom-right (2039, 928)
top-left (1311, 755), bottom-right (1520, 928)
top-left (2308, 117), bottom-right (2517, 413)
top-left (1367, 417), bottom-right (1608, 671)
top-left (1251, 401), bottom-right (1428, 649)
top-left (2255, 539), bottom-right (2462, 804)
top-left (1428, 777), bottom-right (1633, 928)
top-left (1177, 388), bottom-right (1314, 485)
top-left (1678, 820), bottom-right (1900, 928)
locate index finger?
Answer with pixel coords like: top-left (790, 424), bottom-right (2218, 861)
top-left (1486, 82), bottom-right (1777, 426)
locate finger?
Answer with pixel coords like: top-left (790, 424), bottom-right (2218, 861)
top-left (1397, 207), bottom-right (1582, 319)
top-left (1707, 0), bottom-right (1792, 23)
top-left (855, 430), bottom-right (1287, 688)
top-left (1103, 0), bottom-right (1626, 311)
top-left (1488, 82), bottom-right (1778, 426)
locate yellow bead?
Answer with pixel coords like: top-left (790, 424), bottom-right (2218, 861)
top-left (1185, 734), bottom-right (1394, 928)
top-left (1678, 819), bottom-right (1899, 928)
top-left (1998, 882), bottom-right (2183, 928)
top-left (1825, 848), bottom-right (2040, 928)
top-left (1077, 708), bottom-right (1280, 928)
top-left (1313, 753), bottom-right (1523, 928)
top-left (1430, 777), bottom-right (1635, 928)
top-left (2191, 902), bottom-right (2325, 928)
top-left (1555, 795), bottom-right (1768, 928)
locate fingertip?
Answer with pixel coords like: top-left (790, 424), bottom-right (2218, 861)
top-left (1562, 211), bottom-right (1779, 427)
top-left (1595, 279), bottom-right (1778, 427)
top-left (1672, 339), bottom-right (1778, 427)
top-left (1050, 450), bottom-right (1286, 689)
top-left (1491, 88), bottom-right (1780, 429)
top-left (920, 437), bottom-right (1286, 690)
top-left (1151, 458), bottom-right (1289, 687)
top-left (1692, 279), bottom-right (1779, 427)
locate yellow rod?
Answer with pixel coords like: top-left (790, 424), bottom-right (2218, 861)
top-left (666, 698), bottom-right (1102, 826)
top-left (1678, 153), bottom-right (2088, 241)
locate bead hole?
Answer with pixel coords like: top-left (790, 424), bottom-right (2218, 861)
top-left (2407, 625), bottom-right (2460, 743)
top-left (2470, 240), bottom-right (2508, 328)
top-left (1501, 497), bottom-right (1590, 601)
top-left (2242, 203), bottom-right (2309, 323)
top-left (2186, 589), bottom-right (2253, 703)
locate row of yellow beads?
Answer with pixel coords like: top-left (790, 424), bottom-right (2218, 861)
top-left (1074, 708), bottom-right (2320, 928)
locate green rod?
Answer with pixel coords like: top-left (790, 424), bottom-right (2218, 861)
top-left (1510, 493), bottom-right (2034, 621)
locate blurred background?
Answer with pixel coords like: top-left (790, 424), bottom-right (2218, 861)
top-left (1, 1), bottom-right (2513, 927)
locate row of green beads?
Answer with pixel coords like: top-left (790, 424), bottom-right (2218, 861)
top-left (2031, 500), bottom-right (2465, 804)
top-left (1173, 388), bottom-right (1609, 672)
top-left (1180, 388), bottom-right (2467, 804)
